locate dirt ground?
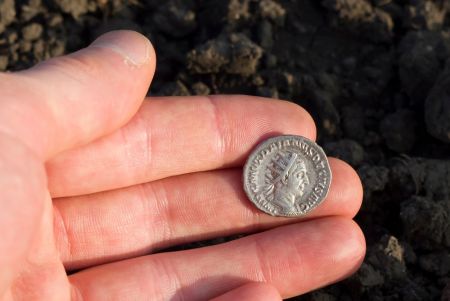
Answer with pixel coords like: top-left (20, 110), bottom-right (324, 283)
top-left (1, 0), bottom-right (450, 300)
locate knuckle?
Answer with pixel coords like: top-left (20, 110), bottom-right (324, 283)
top-left (36, 54), bottom-right (100, 86)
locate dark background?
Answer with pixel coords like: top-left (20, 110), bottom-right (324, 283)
top-left (1, 0), bottom-right (449, 300)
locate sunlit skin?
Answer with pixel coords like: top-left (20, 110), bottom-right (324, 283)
top-left (0, 31), bottom-right (365, 301)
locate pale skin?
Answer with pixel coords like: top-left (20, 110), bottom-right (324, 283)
top-left (0, 31), bottom-right (365, 301)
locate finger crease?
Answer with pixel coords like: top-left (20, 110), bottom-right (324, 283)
top-left (136, 110), bottom-right (153, 171)
top-left (53, 205), bottom-right (73, 264)
top-left (251, 236), bottom-right (273, 284)
top-left (140, 181), bottom-right (172, 251)
top-left (152, 256), bottom-right (186, 301)
top-left (70, 282), bottom-right (84, 301)
top-left (155, 181), bottom-right (173, 245)
top-left (206, 96), bottom-right (227, 168)
top-left (118, 125), bottom-right (136, 182)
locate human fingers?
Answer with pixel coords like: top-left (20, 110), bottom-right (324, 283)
top-left (0, 136), bottom-right (47, 296)
top-left (69, 217), bottom-right (365, 301)
top-left (46, 96), bottom-right (317, 197)
top-left (0, 30), bottom-right (155, 160)
top-left (54, 158), bottom-right (362, 270)
top-left (209, 283), bottom-right (282, 301)
top-left (0, 30), bottom-right (154, 297)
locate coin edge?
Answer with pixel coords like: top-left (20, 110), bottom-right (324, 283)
top-left (243, 135), bottom-right (332, 217)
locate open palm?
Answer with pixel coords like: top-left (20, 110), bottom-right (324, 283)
top-left (0, 31), bottom-right (365, 301)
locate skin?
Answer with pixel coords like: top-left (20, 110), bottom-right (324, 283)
top-left (0, 31), bottom-right (365, 301)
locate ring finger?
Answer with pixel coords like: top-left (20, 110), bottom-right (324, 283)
top-left (69, 217), bottom-right (366, 301)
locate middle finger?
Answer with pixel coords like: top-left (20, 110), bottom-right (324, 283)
top-left (54, 158), bottom-right (362, 270)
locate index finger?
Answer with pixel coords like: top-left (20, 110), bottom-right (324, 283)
top-left (46, 95), bottom-right (316, 197)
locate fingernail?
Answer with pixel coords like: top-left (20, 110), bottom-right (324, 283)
top-left (90, 30), bottom-right (151, 67)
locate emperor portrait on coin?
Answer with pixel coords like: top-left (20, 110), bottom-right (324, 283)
top-left (243, 135), bottom-right (332, 217)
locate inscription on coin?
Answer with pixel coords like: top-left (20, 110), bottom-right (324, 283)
top-left (243, 135), bottom-right (332, 217)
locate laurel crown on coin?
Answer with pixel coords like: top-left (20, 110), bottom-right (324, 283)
top-left (264, 152), bottom-right (307, 193)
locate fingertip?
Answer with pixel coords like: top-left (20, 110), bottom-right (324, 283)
top-left (297, 218), bottom-right (365, 288)
top-left (342, 218), bottom-right (366, 274)
top-left (328, 157), bottom-right (364, 218)
top-left (237, 96), bottom-right (318, 141)
top-left (325, 217), bottom-right (366, 273)
top-left (90, 30), bottom-right (156, 68)
top-left (264, 98), bottom-right (317, 141)
top-left (284, 100), bottom-right (317, 141)
top-left (246, 217), bottom-right (366, 298)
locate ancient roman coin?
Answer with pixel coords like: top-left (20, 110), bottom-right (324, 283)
top-left (243, 135), bottom-right (332, 217)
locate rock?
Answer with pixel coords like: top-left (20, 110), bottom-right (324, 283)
top-left (354, 262), bottom-right (385, 287)
top-left (358, 165), bottom-right (389, 193)
top-left (157, 81), bottom-right (191, 96)
top-left (419, 252), bottom-right (450, 277)
top-left (398, 31), bottom-right (450, 106)
top-left (187, 33), bottom-right (263, 76)
top-left (153, 0), bottom-right (196, 37)
top-left (52, 0), bottom-right (89, 19)
top-left (418, 160), bottom-right (450, 200)
top-left (389, 157), bottom-right (450, 201)
top-left (301, 73), bottom-right (341, 137)
top-left (187, 37), bottom-right (229, 74)
top-left (226, 0), bottom-right (250, 22)
top-left (321, 0), bottom-right (373, 20)
top-left (388, 158), bottom-right (417, 198)
top-left (383, 235), bottom-right (404, 261)
top-left (379, 109), bottom-right (416, 152)
top-left (425, 59), bottom-right (450, 143)
top-left (20, 41), bottom-right (32, 52)
top-left (0, 0), bottom-right (15, 33)
top-left (310, 90), bottom-right (340, 136)
top-left (400, 196), bottom-right (450, 250)
top-left (372, 0), bottom-right (391, 6)
top-left (442, 281), bottom-right (450, 301)
top-left (22, 23), bottom-right (43, 41)
top-left (20, 0), bottom-right (45, 22)
top-left (404, 1), bottom-right (449, 30)
top-left (257, 20), bottom-right (274, 49)
top-left (199, 0), bottom-right (250, 28)
top-left (341, 105), bottom-right (366, 141)
top-left (401, 278), bottom-right (439, 301)
top-left (191, 82), bottom-right (211, 95)
top-left (324, 139), bottom-right (364, 167)
top-left (402, 241), bottom-right (418, 265)
top-left (0, 56), bottom-right (8, 70)
top-left (368, 235), bottom-right (408, 281)
top-left (258, 0), bottom-right (286, 25)
top-left (309, 291), bottom-right (337, 301)
top-left (321, 0), bottom-right (393, 42)
top-left (256, 86), bottom-right (279, 98)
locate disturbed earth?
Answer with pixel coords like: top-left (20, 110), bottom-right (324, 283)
top-left (1, 0), bottom-right (450, 300)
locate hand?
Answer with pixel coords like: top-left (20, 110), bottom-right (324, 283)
top-left (0, 31), bottom-right (365, 301)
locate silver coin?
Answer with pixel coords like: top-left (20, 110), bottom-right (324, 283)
top-left (243, 135), bottom-right (332, 217)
